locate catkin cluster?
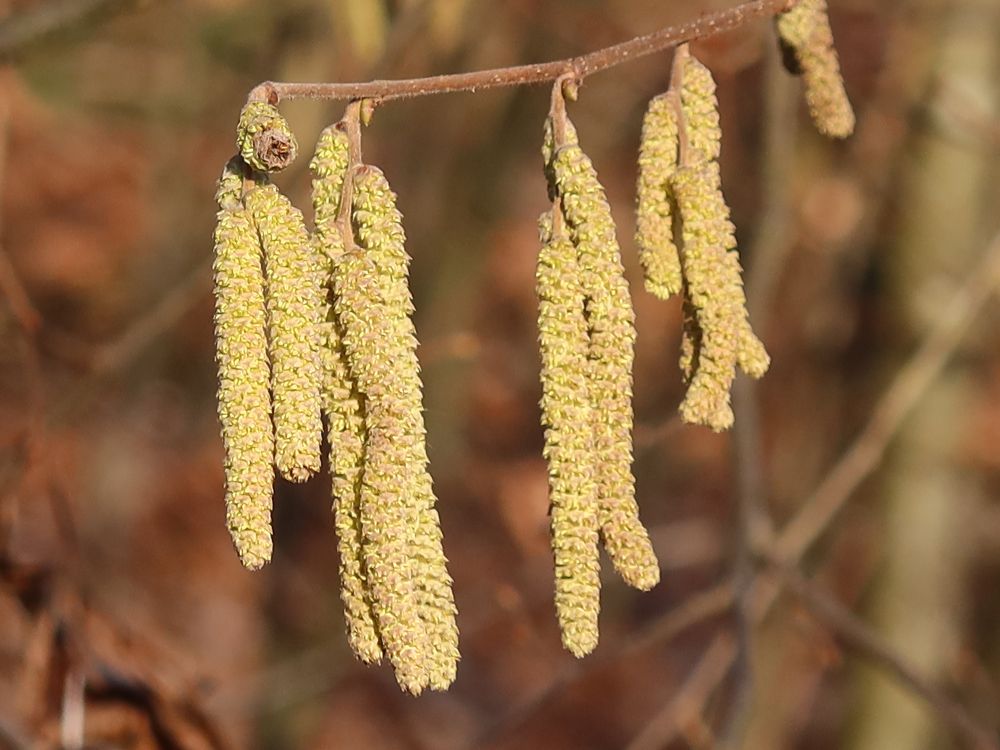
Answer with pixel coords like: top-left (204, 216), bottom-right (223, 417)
top-left (538, 91), bottom-right (660, 657)
top-left (636, 46), bottom-right (770, 432)
top-left (214, 13), bottom-right (856, 686)
top-left (776, 0), bottom-right (855, 139)
top-left (212, 103), bottom-right (457, 693)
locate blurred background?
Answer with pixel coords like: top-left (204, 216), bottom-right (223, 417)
top-left (1, 0), bottom-right (1000, 748)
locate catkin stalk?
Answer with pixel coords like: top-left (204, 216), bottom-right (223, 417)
top-left (212, 157), bottom-right (275, 570)
top-left (310, 124), bottom-right (383, 664)
top-left (246, 181), bottom-right (325, 482)
top-left (537, 215), bottom-right (602, 657)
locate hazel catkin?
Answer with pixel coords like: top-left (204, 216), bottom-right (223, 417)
top-left (237, 100), bottom-right (299, 173)
top-left (310, 125), bottom-right (383, 665)
top-left (671, 160), bottom-right (769, 431)
top-left (548, 123), bottom-right (660, 595)
top-left (212, 156), bottom-right (275, 570)
top-left (636, 93), bottom-right (682, 300)
top-left (536, 214), bottom-right (602, 657)
top-left (245, 181), bottom-right (325, 482)
top-left (776, 0), bottom-right (855, 139)
top-left (333, 166), bottom-right (458, 693)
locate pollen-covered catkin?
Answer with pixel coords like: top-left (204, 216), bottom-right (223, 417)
top-left (237, 101), bottom-right (299, 172)
top-left (245, 181), bottom-right (324, 482)
top-left (679, 51), bottom-right (722, 163)
top-left (355, 167), bottom-right (459, 690)
top-left (311, 124), bottom-right (351, 254)
top-left (536, 214), bottom-right (601, 657)
top-left (548, 127), bottom-right (660, 593)
top-left (635, 93), bottom-right (682, 299)
top-left (212, 157), bottom-right (275, 570)
top-left (671, 161), bottom-right (769, 431)
top-left (310, 125), bottom-right (383, 664)
top-left (776, 0), bottom-right (855, 139)
top-left (333, 166), bottom-right (458, 693)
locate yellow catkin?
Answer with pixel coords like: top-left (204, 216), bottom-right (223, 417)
top-left (536, 214), bottom-right (602, 657)
top-left (635, 93), bottom-right (682, 299)
top-left (679, 52), bottom-right (723, 163)
top-left (548, 125), bottom-right (660, 594)
top-left (672, 161), bottom-right (770, 431)
top-left (776, 0), bottom-right (855, 139)
top-left (212, 157), bottom-right (275, 570)
top-left (333, 166), bottom-right (458, 693)
top-left (236, 101), bottom-right (299, 172)
top-left (310, 125), bottom-right (383, 664)
top-left (245, 181), bottom-right (324, 482)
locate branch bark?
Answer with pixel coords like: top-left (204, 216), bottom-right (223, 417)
top-left (250, 0), bottom-right (795, 103)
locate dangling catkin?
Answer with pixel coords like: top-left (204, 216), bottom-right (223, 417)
top-left (310, 124), bottom-right (383, 665)
top-left (672, 160), bottom-right (769, 431)
top-left (333, 166), bottom-right (458, 693)
top-left (678, 49), bottom-right (722, 163)
top-left (536, 212), bottom-right (601, 657)
top-left (547, 122), bottom-right (660, 594)
top-left (245, 181), bottom-right (325, 482)
top-left (635, 93), bottom-right (682, 299)
top-left (237, 101), bottom-right (299, 173)
top-left (212, 156), bottom-right (275, 570)
top-left (776, 0), bottom-right (855, 139)
top-left (663, 49), bottom-right (770, 431)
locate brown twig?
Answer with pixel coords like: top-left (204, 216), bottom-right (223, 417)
top-left (719, 40), bottom-right (798, 748)
top-left (0, 0), bottom-right (143, 57)
top-left (760, 553), bottom-right (1000, 750)
top-left (772, 229), bottom-right (1000, 566)
top-left (625, 635), bottom-right (738, 750)
top-left (248, 0), bottom-right (797, 104)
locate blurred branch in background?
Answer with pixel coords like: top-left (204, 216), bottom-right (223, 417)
top-left (0, 0), bottom-right (153, 58)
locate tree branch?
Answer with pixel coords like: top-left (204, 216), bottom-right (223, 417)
top-left (761, 553), bottom-right (1000, 750)
top-left (250, 0), bottom-right (795, 104)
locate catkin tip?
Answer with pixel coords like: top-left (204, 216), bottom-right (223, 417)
top-left (237, 101), bottom-right (299, 173)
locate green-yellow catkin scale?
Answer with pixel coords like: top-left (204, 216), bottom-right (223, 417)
top-left (245, 182), bottom-right (324, 482)
top-left (776, 0), bottom-right (855, 139)
top-left (548, 126), bottom-right (660, 593)
top-left (672, 161), bottom-right (770, 432)
top-left (237, 101), bottom-right (299, 173)
top-left (334, 167), bottom-right (458, 693)
top-left (536, 214), bottom-right (602, 657)
top-left (310, 126), bottom-right (383, 665)
top-left (635, 93), bottom-right (682, 300)
top-left (212, 157), bottom-right (275, 570)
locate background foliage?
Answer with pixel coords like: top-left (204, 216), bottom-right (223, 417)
top-left (1, 0), bottom-right (999, 748)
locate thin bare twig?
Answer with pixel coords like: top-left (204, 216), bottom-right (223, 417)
top-left (251, 0), bottom-right (796, 104)
top-left (626, 635), bottom-right (738, 750)
top-left (0, 0), bottom-right (144, 57)
top-left (761, 553), bottom-right (1000, 750)
top-left (772, 230), bottom-right (1000, 566)
top-left (719, 40), bottom-right (796, 748)
top-left (473, 583), bottom-right (733, 748)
